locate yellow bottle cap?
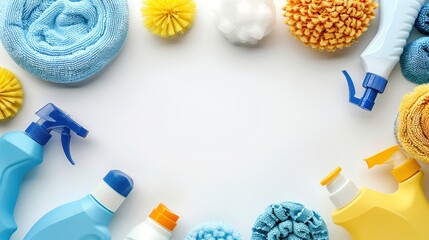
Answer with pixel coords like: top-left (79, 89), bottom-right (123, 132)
top-left (365, 145), bottom-right (400, 168)
top-left (149, 203), bottom-right (179, 232)
top-left (320, 167), bottom-right (342, 186)
top-left (391, 158), bottom-right (421, 183)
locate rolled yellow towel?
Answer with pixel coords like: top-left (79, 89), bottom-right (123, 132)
top-left (397, 84), bottom-right (429, 163)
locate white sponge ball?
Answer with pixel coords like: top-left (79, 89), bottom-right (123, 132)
top-left (211, 0), bottom-right (276, 45)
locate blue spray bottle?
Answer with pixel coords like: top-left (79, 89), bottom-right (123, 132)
top-left (0, 103), bottom-right (88, 240)
top-left (24, 170), bottom-right (134, 240)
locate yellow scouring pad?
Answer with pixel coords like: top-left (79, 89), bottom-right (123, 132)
top-left (0, 67), bottom-right (23, 121)
top-left (142, 0), bottom-right (196, 38)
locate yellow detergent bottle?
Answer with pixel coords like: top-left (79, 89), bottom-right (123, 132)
top-left (321, 145), bottom-right (429, 240)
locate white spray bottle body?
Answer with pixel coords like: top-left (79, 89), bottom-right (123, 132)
top-left (362, 0), bottom-right (425, 79)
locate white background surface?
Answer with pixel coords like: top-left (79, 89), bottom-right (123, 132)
top-left (1, 0), bottom-right (427, 239)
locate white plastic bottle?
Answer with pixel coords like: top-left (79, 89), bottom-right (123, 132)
top-left (125, 203), bottom-right (179, 240)
top-left (344, 0), bottom-right (425, 111)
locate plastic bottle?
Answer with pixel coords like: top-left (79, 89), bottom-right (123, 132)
top-left (24, 170), bottom-right (134, 240)
top-left (321, 146), bottom-right (429, 240)
top-left (125, 203), bottom-right (179, 240)
top-left (0, 103), bottom-right (88, 240)
top-left (343, 0), bottom-right (425, 111)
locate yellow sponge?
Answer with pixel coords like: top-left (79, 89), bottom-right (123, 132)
top-left (142, 0), bottom-right (196, 38)
top-left (0, 67), bottom-right (23, 121)
top-left (397, 84), bottom-right (429, 163)
top-left (283, 0), bottom-right (378, 51)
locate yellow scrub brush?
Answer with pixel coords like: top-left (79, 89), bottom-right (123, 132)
top-left (283, 0), bottom-right (378, 51)
top-left (142, 0), bottom-right (196, 38)
top-left (0, 67), bottom-right (23, 121)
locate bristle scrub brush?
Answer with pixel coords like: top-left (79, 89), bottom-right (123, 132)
top-left (283, 0), bottom-right (378, 51)
top-left (0, 67), bottom-right (23, 121)
top-left (400, 3), bottom-right (429, 85)
top-left (251, 201), bottom-right (329, 240)
top-left (211, 0), bottom-right (276, 45)
top-left (142, 0), bottom-right (196, 38)
top-left (395, 84), bottom-right (429, 163)
top-left (185, 222), bottom-right (241, 240)
top-left (0, 0), bottom-right (129, 84)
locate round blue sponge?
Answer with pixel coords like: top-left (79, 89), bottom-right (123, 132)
top-left (0, 0), bottom-right (128, 84)
top-left (185, 222), bottom-right (241, 240)
top-left (251, 202), bottom-right (329, 240)
top-left (415, 3), bottom-right (429, 35)
top-left (400, 37), bottom-right (429, 85)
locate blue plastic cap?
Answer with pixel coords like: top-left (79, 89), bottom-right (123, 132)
top-left (343, 71), bottom-right (388, 111)
top-left (25, 103), bottom-right (88, 164)
top-left (103, 170), bottom-right (134, 197)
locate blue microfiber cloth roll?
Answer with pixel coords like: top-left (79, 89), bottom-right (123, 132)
top-left (251, 202), bottom-right (329, 240)
top-left (0, 0), bottom-right (128, 84)
top-left (415, 3), bottom-right (429, 35)
top-left (185, 222), bottom-right (241, 240)
top-left (400, 37), bottom-right (429, 85)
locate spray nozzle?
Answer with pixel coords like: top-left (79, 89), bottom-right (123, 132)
top-left (343, 70), bottom-right (388, 111)
top-left (25, 103), bottom-right (88, 165)
top-left (365, 145), bottom-right (420, 183)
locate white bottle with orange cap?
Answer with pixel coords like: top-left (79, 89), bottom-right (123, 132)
top-left (125, 203), bottom-right (179, 240)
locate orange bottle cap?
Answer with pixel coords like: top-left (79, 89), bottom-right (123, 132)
top-left (149, 203), bottom-right (179, 232)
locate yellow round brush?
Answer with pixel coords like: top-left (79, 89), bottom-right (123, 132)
top-left (142, 0), bottom-right (196, 38)
top-left (0, 67), bottom-right (23, 121)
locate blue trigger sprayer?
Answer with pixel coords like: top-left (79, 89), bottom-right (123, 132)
top-left (0, 103), bottom-right (88, 240)
top-left (343, 0), bottom-right (425, 111)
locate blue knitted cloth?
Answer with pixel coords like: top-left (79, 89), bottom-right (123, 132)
top-left (0, 0), bottom-right (128, 84)
top-left (415, 3), bottom-right (429, 35)
top-left (185, 222), bottom-right (241, 240)
top-left (400, 3), bottom-right (429, 85)
top-left (251, 202), bottom-right (329, 240)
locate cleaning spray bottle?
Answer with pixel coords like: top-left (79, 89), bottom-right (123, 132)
top-left (0, 103), bottom-right (88, 240)
top-left (343, 0), bottom-right (425, 111)
top-left (125, 203), bottom-right (179, 240)
top-left (24, 170), bottom-right (134, 240)
top-left (321, 145), bottom-right (429, 240)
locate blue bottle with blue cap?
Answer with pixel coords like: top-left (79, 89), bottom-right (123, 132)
top-left (24, 170), bottom-right (134, 240)
top-left (0, 103), bottom-right (88, 240)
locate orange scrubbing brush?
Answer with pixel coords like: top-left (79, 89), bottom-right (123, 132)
top-left (283, 0), bottom-right (378, 51)
top-left (0, 67), bottom-right (23, 121)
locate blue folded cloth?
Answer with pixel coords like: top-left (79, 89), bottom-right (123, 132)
top-left (251, 202), bottom-right (329, 240)
top-left (400, 37), bottom-right (429, 85)
top-left (185, 222), bottom-right (241, 240)
top-left (415, 3), bottom-right (429, 35)
top-left (0, 0), bottom-right (128, 84)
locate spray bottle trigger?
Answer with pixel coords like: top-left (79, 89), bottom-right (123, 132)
top-left (342, 70), bottom-right (361, 106)
top-left (60, 129), bottom-right (75, 165)
top-left (364, 145), bottom-right (401, 168)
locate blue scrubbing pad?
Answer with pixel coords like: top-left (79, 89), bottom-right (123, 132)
top-left (0, 0), bottom-right (128, 84)
top-left (185, 222), bottom-right (241, 240)
top-left (251, 202), bottom-right (329, 240)
top-left (400, 37), bottom-right (429, 85)
top-left (415, 3), bottom-right (429, 35)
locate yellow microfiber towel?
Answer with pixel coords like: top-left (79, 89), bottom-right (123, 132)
top-left (142, 0), bottom-right (196, 38)
top-left (0, 67), bottom-right (23, 121)
top-left (397, 84), bottom-right (429, 163)
top-left (283, 0), bottom-right (378, 51)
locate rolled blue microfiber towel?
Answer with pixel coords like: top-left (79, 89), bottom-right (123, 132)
top-left (251, 202), bottom-right (329, 240)
top-left (0, 0), bottom-right (128, 84)
top-left (400, 37), bottom-right (429, 85)
top-left (185, 222), bottom-right (241, 240)
top-left (415, 3), bottom-right (429, 35)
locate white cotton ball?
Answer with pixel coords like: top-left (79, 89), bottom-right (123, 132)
top-left (211, 0), bottom-right (276, 45)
